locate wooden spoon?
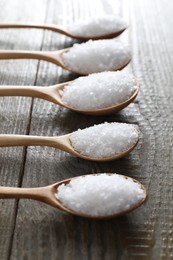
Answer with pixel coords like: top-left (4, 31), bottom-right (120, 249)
top-left (0, 127), bottom-right (139, 162)
top-left (0, 174), bottom-right (147, 219)
top-left (0, 79), bottom-right (139, 116)
top-left (0, 22), bottom-right (126, 41)
top-left (0, 46), bottom-right (131, 75)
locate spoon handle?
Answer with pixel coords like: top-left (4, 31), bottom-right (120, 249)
top-left (0, 184), bottom-right (72, 212)
top-left (0, 185), bottom-right (58, 207)
top-left (0, 85), bottom-right (58, 104)
top-left (0, 134), bottom-right (52, 147)
top-left (0, 23), bottom-right (69, 36)
top-left (0, 50), bottom-right (64, 67)
top-left (0, 186), bottom-right (43, 200)
top-left (0, 134), bottom-right (71, 153)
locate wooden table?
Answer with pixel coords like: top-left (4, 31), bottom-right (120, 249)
top-left (0, 0), bottom-right (172, 259)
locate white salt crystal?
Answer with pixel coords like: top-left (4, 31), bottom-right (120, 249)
top-left (61, 71), bottom-right (137, 110)
top-left (56, 174), bottom-right (145, 217)
top-left (62, 39), bottom-right (131, 74)
top-left (70, 122), bottom-right (138, 158)
top-left (68, 15), bottom-right (127, 37)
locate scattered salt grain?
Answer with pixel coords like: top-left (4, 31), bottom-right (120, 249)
top-left (70, 122), bottom-right (138, 158)
top-left (68, 15), bottom-right (127, 37)
top-left (61, 71), bottom-right (137, 110)
top-left (62, 39), bottom-right (131, 74)
top-left (56, 174), bottom-right (145, 216)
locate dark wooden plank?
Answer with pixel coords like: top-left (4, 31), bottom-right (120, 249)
top-left (0, 0), bottom-right (48, 259)
top-left (127, 0), bottom-right (173, 258)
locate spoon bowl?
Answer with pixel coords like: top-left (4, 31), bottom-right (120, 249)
top-left (0, 173), bottom-right (147, 219)
top-left (0, 123), bottom-right (139, 161)
top-left (0, 77), bottom-right (139, 115)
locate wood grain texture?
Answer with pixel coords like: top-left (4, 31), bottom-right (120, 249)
top-left (0, 0), bottom-right (48, 259)
top-left (0, 0), bottom-right (172, 259)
